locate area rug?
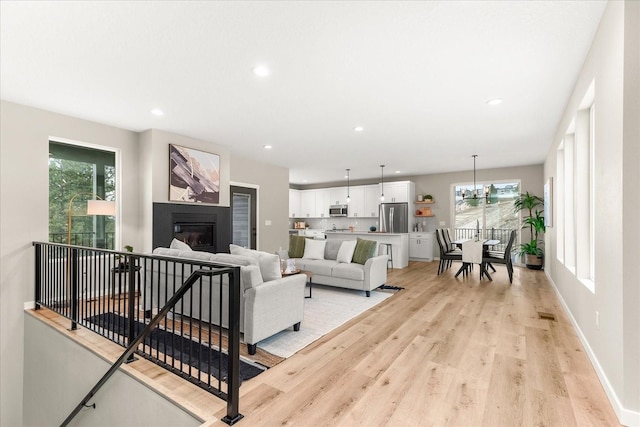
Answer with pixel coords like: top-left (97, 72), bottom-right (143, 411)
top-left (85, 313), bottom-right (265, 382)
top-left (257, 285), bottom-right (394, 358)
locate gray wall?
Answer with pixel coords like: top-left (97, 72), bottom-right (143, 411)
top-left (0, 100), bottom-right (289, 426)
top-left (23, 314), bottom-right (201, 427)
top-left (543, 1), bottom-right (640, 423)
top-left (0, 101), bottom-right (141, 426)
top-left (404, 164), bottom-right (543, 229)
top-left (230, 155), bottom-right (291, 253)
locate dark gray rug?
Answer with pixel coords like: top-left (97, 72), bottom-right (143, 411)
top-left (85, 313), bottom-right (265, 383)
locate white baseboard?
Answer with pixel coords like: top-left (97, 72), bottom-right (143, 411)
top-left (545, 271), bottom-right (640, 427)
top-left (24, 300), bottom-right (35, 310)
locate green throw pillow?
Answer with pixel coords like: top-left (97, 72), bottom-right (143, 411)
top-left (352, 238), bottom-right (377, 265)
top-left (288, 235), bottom-right (306, 258)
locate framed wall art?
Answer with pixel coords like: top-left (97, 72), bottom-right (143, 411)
top-left (169, 144), bottom-right (220, 204)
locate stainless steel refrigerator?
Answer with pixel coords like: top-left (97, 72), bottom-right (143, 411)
top-left (379, 203), bottom-right (409, 233)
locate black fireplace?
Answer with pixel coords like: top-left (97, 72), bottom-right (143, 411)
top-left (153, 203), bottom-right (231, 253)
top-left (173, 221), bottom-right (216, 252)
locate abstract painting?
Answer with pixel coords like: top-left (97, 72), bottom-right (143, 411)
top-left (169, 144), bottom-right (220, 204)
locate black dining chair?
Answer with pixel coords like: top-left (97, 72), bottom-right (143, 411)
top-left (436, 229), bottom-right (463, 275)
top-left (483, 230), bottom-right (516, 283)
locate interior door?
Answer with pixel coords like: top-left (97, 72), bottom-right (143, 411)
top-left (231, 185), bottom-right (257, 249)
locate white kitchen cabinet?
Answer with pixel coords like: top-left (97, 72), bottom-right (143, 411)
top-left (300, 190), bottom-right (316, 218)
top-left (363, 185), bottom-right (381, 217)
top-left (289, 189), bottom-right (301, 218)
top-left (347, 187), bottom-right (365, 217)
top-left (314, 189), bottom-right (330, 218)
top-left (409, 232), bottom-right (434, 261)
top-left (380, 181), bottom-right (415, 203)
top-left (329, 186), bottom-right (348, 206)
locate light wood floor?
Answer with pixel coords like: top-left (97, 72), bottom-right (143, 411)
top-left (32, 260), bottom-right (621, 427)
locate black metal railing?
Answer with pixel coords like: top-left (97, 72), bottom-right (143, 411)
top-left (33, 242), bottom-right (243, 426)
top-left (452, 228), bottom-right (518, 252)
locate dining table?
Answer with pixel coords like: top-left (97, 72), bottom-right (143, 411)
top-left (452, 238), bottom-right (500, 280)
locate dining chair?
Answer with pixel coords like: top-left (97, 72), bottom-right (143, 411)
top-left (483, 229), bottom-right (516, 283)
top-left (442, 228), bottom-right (459, 252)
top-left (436, 229), bottom-right (463, 275)
top-left (461, 239), bottom-right (490, 280)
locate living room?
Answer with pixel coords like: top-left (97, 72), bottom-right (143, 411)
top-left (1, 1), bottom-right (639, 426)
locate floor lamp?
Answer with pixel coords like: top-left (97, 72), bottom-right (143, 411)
top-left (67, 194), bottom-right (116, 246)
top-left (64, 194), bottom-right (115, 310)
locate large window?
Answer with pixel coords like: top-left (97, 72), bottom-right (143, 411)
top-left (453, 181), bottom-right (520, 250)
top-left (556, 80), bottom-right (595, 292)
top-left (49, 140), bottom-right (116, 249)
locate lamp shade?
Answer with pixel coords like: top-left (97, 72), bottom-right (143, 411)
top-left (87, 200), bottom-right (116, 216)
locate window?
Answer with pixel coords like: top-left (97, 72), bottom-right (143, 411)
top-left (556, 80), bottom-right (595, 292)
top-left (453, 180), bottom-right (520, 251)
top-left (556, 141), bottom-right (565, 262)
top-left (49, 140), bottom-right (116, 249)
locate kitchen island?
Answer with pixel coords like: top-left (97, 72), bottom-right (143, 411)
top-left (325, 231), bottom-right (409, 269)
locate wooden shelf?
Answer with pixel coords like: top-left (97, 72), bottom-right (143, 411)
top-left (415, 200), bottom-right (434, 204)
top-left (415, 214), bottom-right (435, 217)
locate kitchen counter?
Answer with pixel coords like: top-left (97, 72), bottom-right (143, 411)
top-left (325, 231), bottom-right (409, 269)
top-left (324, 230), bottom-right (407, 236)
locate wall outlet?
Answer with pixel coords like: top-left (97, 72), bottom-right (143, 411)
top-left (265, 220), bottom-right (272, 226)
top-left (595, 311), bottom-right (600, 329)
top-left (439, 221), bottom-right (446, 226)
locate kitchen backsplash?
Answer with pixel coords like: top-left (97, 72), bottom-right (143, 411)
top-left (290, 217), bottom-right (379, 232)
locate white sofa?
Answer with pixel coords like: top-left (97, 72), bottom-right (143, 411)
top-left (277, 239), bottom-right (388, 297)
top-left (144, 247), bottom-right (306, 355)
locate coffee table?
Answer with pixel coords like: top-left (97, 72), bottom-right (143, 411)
top-left (282, 269), bottom-right (313, 298)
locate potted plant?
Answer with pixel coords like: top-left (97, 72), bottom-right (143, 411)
top-left (514, 192), bottom-right (545, 270)
top-left (424, 194), bottom-right (433, 202)
top-left (117, 245), bottom-right (134, 269)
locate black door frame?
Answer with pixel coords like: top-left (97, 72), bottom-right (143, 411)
top-left (231, 185), bottom-right (257, 250)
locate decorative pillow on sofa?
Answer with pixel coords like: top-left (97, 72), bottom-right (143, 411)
top-left (336, 240), bottom-right (357, 263)
top-left (229, 244), bottom-right (282, 282)
top-left (170, 238), bottom-right (192, 251)
top-left (288, 235), bottom-right (306, 258)
top-left (352, 238), bottom-right (378, 265)
top-left (302, 238), bottom-right (326, 260)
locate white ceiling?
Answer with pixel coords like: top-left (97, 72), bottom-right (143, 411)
top-left (0, 1), bottom-right (607, 185)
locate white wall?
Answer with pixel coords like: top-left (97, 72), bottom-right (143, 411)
top-left (23, 314), bottom-right (202, 426)
top-left (543, 1), bottom-right (640, 424)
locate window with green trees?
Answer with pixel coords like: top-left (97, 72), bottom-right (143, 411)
top-left (49, 141), bottom-right (116, 249)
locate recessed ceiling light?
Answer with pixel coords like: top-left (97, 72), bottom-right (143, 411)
top-left (303, 180), bottom-right (308, 183)
top-left (354, 126), bottom-right (364, 132)
top-left (252, 65), bottom-right (270, 77)
top-left (395, 171), bottom-right (401, 174)
top-left (486, 98), bottom-right (503, 105)
top-left (150, 108), bottom-right (164, 116)
top-left (263, 145), bottom-right (272, 149)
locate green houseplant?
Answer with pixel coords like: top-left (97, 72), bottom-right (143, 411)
top-left (514, 192), bottom-right (545, 270)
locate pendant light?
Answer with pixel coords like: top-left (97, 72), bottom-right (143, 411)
top-left (380, 165), bottom-right (385, 202)
top-left (346, 168), bottom-right (351, 203)
top-left (463, 155), bottom-right (479, 200)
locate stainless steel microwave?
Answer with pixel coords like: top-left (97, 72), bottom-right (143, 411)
top-left (329, 204), bottom-right (348, 217)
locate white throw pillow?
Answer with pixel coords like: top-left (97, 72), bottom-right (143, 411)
top-left (302, 239), bottom-right (326, 260)
top-left (336, 240), bottom-right (357, 263)
top-left (170, 238), bottom-right (192, 251)
top-left (229, 244), bottom-right (282, 282)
